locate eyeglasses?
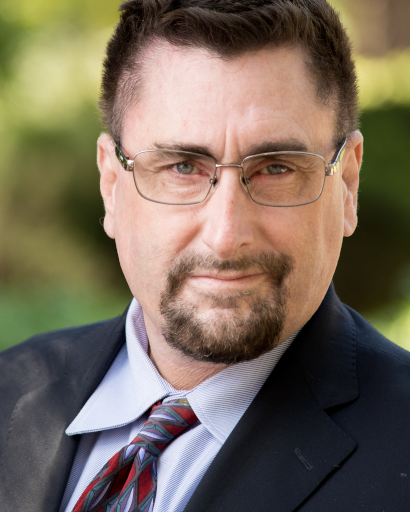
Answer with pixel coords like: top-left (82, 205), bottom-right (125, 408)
top-left (114, 138), bottom-right (347, 207)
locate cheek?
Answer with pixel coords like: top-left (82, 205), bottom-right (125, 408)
top-left (260, 180), bottom-right (344, 288)
top-left (114, 177), bottom-right (202, 303)
top-left (111, 174), bottom-right (158, 297)
top-left (310, 179), bottom-right (345, 282)
top-left (116, 206), bottom-right (165, 300)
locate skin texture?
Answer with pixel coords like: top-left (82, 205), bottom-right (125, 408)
top-left (97, 44), bottom-right (363, 390)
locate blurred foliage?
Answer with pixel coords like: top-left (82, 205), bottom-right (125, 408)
top-left (357, 52), bottom-right (410, 108)
top-left (0, 286), bottom-right (129, 352)
top-left (368, 301), bottom-right (410, 353)
top-left (1, 0), bottom-right (410, 351)
top-left (0, 0), bottom-right (129, 352)
top-left (334, 106), bottom-right (410, 312)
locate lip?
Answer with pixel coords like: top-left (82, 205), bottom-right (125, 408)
top-left (188, 272), bottom-right (265, 291)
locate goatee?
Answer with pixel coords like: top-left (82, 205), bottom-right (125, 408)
top-left (159, 251), bottom-right (293, 365)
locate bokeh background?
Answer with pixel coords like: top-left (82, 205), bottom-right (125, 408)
top-left (1, 0), bottom-right (410, 352)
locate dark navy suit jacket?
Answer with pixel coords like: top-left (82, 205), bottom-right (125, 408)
top-left (1, 285), bottom-right (410, 511)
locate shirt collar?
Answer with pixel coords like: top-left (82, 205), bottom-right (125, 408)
top-left (67, 298), bottom-right (297, 442)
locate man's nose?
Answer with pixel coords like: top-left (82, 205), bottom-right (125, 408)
top-left (200, 166), bottom-right (255, 260)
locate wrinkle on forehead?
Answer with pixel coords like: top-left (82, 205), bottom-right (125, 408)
top-left (121, 43), bottom-right (336, 159)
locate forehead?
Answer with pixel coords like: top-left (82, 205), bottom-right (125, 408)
top-left (122, 44), bottom-right (335, 157)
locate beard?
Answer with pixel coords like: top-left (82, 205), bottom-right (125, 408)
top-left (159, 251), bottom-right (294, 365)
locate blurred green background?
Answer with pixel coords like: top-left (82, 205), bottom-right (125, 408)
top-left (1, 0), bottom-right (410, 352)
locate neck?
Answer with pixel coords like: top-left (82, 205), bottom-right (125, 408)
top-left (144, 315), bottom-right (227, 390)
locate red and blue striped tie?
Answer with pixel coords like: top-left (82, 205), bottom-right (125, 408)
top-left (72, 399), bottom-right (198, 512)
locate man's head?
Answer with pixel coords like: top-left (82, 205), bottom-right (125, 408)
top-left (97, 0), bottom-right (363, 367)
top-left (100, 0), bottom-right (359, 146)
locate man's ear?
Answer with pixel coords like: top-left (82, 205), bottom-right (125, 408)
top-left (97, 133), bottom-right (118, 239)
top-left (343, 130), bottom-right (363, 237)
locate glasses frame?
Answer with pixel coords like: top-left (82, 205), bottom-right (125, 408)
top-left (113, 137), bottom-right (347, 207)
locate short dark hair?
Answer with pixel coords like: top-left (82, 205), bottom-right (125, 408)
top-left (100, 0), bottom-right (359, 145)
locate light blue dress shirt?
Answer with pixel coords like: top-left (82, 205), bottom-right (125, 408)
top-left (60, 298), bottom-right (297, 512)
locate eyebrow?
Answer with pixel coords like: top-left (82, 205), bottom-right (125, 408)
top-left (246, 140), bottom-right (309, 155)
top-left (151, 139), bottom-right (310, 160)
top-left (153, 142), bottom-right (215, 158)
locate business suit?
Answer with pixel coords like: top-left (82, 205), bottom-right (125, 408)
top-left (1, 285), bottom-right (410, 511)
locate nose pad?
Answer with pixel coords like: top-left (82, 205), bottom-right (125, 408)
top-left (206, 174), bottom-right (219, 200)
top-left (241, 174), bottom-right (251, 187)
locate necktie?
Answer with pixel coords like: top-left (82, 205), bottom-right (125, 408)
top-left (72, 399), bottom-right (198, 512)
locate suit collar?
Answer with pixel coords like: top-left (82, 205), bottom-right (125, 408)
top-left (183, 284), bottom-right (359, 512)
top-left (0, 309), bottom-right (128, 512)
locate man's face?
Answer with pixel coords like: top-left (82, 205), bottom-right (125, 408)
top-left (98, 45), bottom-right (361, 363)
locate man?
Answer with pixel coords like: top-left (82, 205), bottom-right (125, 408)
top-left (1, 0), bottom-right (410, 510)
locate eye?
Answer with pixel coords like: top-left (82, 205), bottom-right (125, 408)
top-left (261, 163), bottom-right (289, 175)
top-left (175, 162), bottom-right (195, 174)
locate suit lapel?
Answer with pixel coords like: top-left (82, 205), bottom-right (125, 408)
top-left (0, 311), bottom-right (128, 512)
top-left (184, 285), bottom-right (359, 512)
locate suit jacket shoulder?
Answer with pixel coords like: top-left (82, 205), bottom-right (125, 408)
top-left (184, 287), bottom-right (410, 512)
top-left (301, 305), bottom-right (410, 512)
top-left (0, 311), bottom-right (128, 512)
top-left (0, 318), bottom-right (118, 391)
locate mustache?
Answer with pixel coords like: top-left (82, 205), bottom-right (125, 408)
top-left (160, 251), bottom-right (294, 309)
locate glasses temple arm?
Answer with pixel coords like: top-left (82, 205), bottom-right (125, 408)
top-left (325, 137), bottom-right (347, 176)
top-left (113, 139), bottom-right (134, 171)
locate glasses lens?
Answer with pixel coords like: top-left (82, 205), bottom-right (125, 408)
top-left (243, 152), bottom-right (326, 206)
top-left (133, 150), bottom-right (216, 204)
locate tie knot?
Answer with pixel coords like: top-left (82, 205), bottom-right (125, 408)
top-left (132, 401), bottom-right (199, 456)
top-left (72, 400), bottom-right (199, 512)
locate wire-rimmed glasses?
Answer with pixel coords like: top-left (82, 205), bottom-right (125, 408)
top-left (114, 138), bottom-right (347, 207)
